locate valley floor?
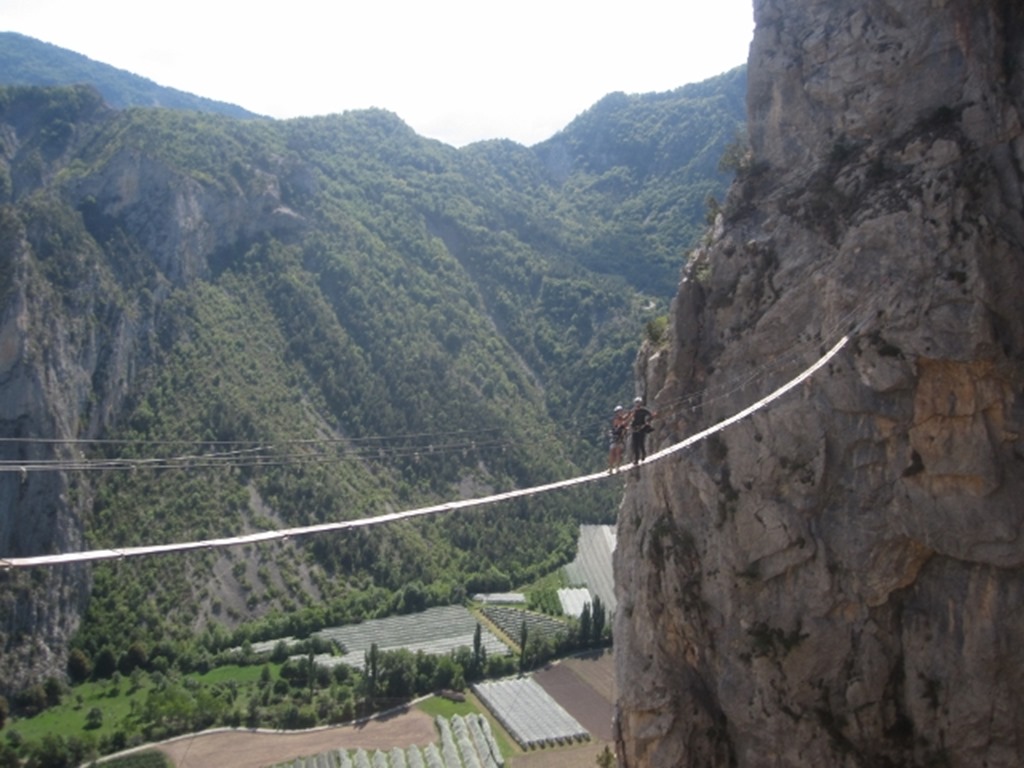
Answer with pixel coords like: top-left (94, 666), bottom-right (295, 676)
top-left (148, 649), bottom-right (616, 768)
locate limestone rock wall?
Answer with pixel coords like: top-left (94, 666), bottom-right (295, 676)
top-left (0, 95), bottom-right (304, 694)
top-left (614, 1), bottom-right (1024, 765)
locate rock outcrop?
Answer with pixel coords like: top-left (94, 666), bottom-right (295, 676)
top-left (0, 90), bottom-right (306, 694)
top-left (614, 1), bottom-right (1024, 765)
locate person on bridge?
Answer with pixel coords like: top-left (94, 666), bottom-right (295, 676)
top-left (630, 396), bottom-right (656, 465)
top-left (607, 404), bottom-right (630, 472)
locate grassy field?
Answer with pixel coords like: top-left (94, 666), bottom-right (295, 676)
top-left (5, 664), bottom-right (268, 745)
top-left (416, 692), bottom-right (518, 760)
top-left (103, 750), bottom-right (174, 768)
top-left (7, 677), bottom-right (145, 743)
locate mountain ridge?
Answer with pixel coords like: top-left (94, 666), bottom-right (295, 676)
top-left (0, 31), bottom-right (261, 119)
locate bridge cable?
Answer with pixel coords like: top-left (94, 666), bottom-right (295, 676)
top-left (0, 335), bottom-right (848, 570)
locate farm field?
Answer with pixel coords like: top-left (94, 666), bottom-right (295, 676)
top-left (270, 713), bottom-right (505, 768)
top-left (313, 606), bottom-right (509, 669)
top-left (555, 587), bottom-right (590, 618)
top-left (478, 606), bottom-right (569, 646)
top-left (508, 742), bottom-right (610, 768)
top-left (136, 651), bottom-right (616, 767)
top-left (561, 650), bottom-right (616, 704)
top-left (533, 651), bottom-right (615, 741)
top-left (472, 678), bottom-right (589, 750)
top-left (562, 525), bottom-right (616, 613)
top-left (156, 708), bottom-right (436, 768)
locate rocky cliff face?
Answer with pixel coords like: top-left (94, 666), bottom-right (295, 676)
top-left (0, 215), bottom-right (92, 696)
top-left (614, 1), bottom-right (1024, 766)
top-left (0, 91), bottom-right (304, 694)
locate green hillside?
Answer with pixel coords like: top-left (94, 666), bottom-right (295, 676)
top-left (535, 66), bottom-right (748, 294)
top-left (0, 56), bottom-right (746, 718)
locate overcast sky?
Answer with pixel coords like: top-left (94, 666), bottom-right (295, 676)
top-left (3, 0), bottom-right (754, 147)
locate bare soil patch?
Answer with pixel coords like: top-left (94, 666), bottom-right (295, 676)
top-left (532, 649), bottom-right (615, 742)
top-left (156, 708), bottom-right (436, 768)
top-left (562, 649), bottom-right (616, 703)
top-left (508, 741), bottom-right (608, 767)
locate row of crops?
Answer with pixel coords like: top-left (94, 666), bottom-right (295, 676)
top-left (312, 606), bottom-right (509, 669)
top-left (272, 714), bottom-right (504, 768)
top-left (479, 606), bottom-right (569, 645)
top-left (436, 714), bottom-right (504, 768)
top-left (472, 678), bottom-right (590, 749)
top-left (563, 524), bottom-right (617, 613)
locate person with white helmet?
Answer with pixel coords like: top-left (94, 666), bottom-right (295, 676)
top-left (607, 404), bottom-right (630, 472)
top-left (629, 396), bottom-right (655, 465)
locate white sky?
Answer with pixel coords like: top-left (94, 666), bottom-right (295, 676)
top-left (2, 0), bottom-right (754, 147)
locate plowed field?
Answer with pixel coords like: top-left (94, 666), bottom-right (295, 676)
top-left (155, 708), bottom-right (435, 768)
top-left (533, 650), bottom-right (615, 741)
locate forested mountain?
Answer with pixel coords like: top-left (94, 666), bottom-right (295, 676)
top-left (0, 32), bottom-right (259, 118)
top-left (536, 65), bottom-right (747, 293)
top-left (0, 54), bottom-right (745, 698)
